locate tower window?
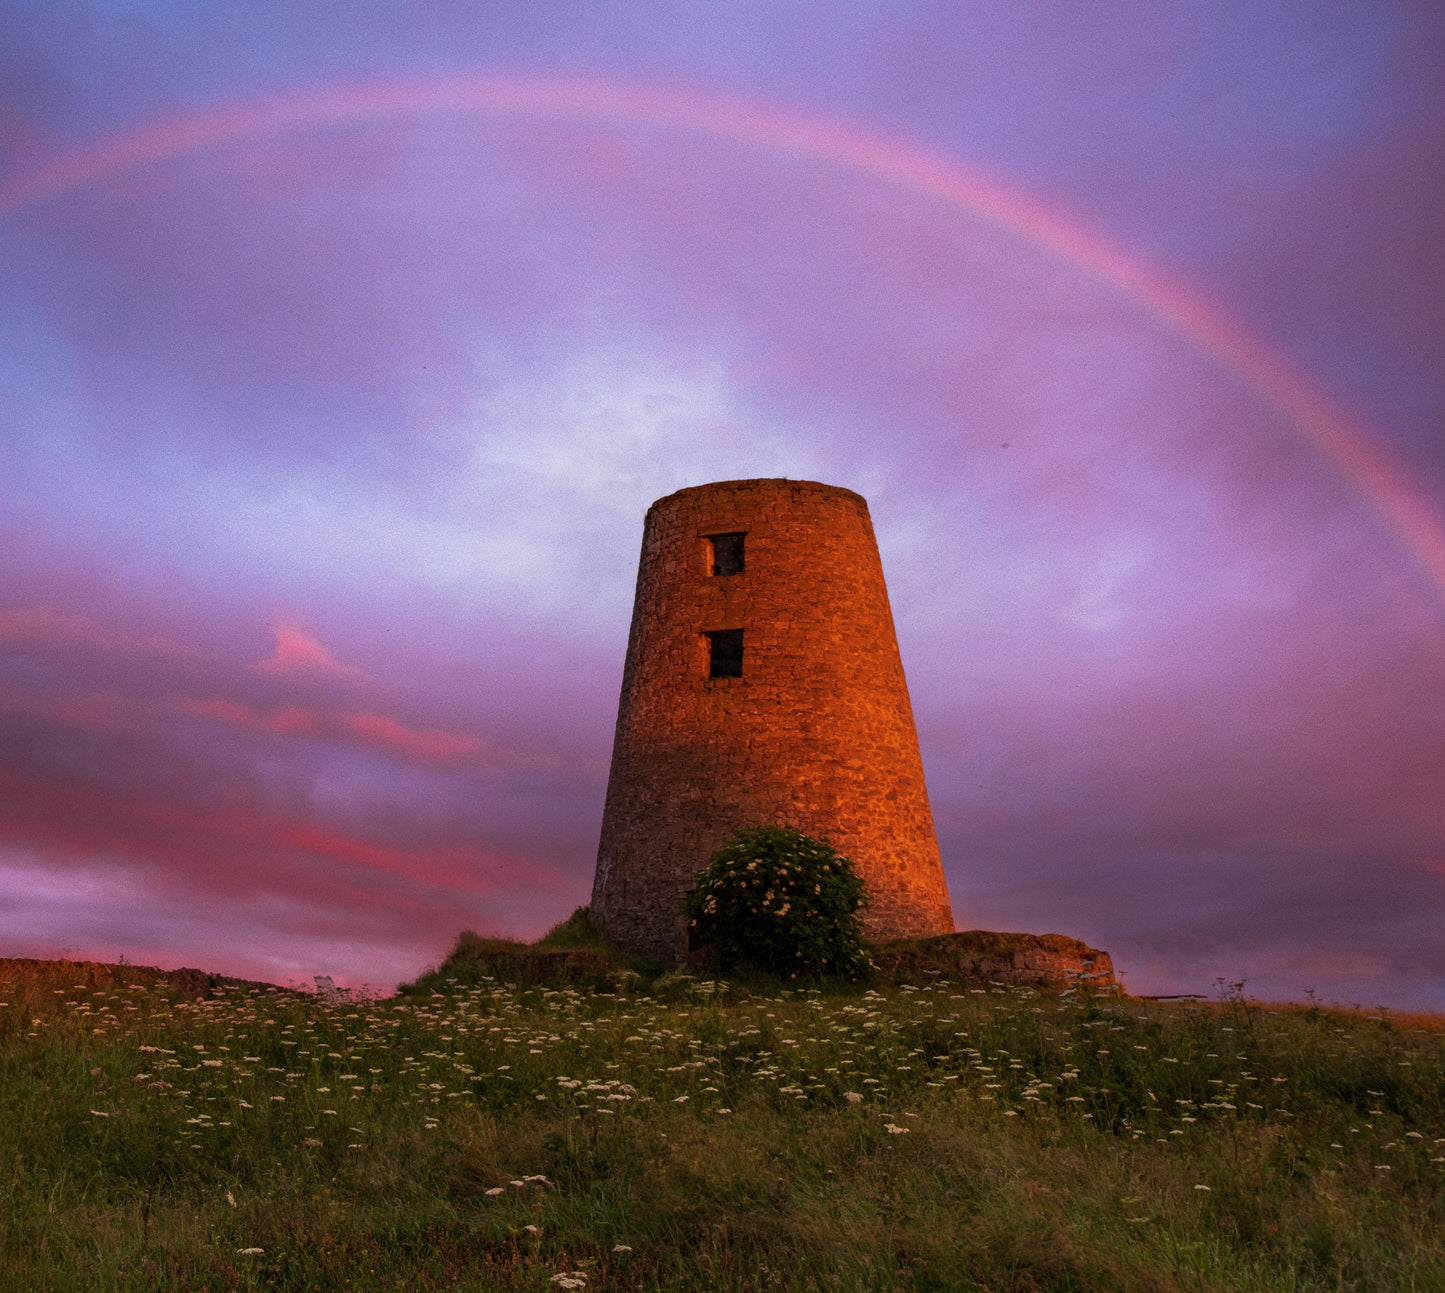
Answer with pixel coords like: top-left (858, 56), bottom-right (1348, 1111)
top-left (707, 532), bottom-right (745, 576)
top-left (707, 629), bottom-right (744, 678)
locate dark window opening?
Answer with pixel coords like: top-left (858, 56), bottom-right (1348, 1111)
top-left (707, 532), bottom-right (746, 576)
top-left (707, 629), bottom-right (744, 678)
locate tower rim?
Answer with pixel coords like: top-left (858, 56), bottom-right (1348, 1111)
top-left (644, 478), bottom-right (868, 519)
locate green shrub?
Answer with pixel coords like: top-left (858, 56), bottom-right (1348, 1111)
top-left (683, 826), bottom-right (870, 979)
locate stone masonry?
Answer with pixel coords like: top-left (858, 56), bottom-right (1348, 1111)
top-left (591, 478), bottom-right (956, 963)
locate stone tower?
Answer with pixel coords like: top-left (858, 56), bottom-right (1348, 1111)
top-left (591, 478), bottom-right (955, 963)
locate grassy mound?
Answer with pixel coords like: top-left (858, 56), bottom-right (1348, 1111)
top-left (3, 959), bottom-right (1442, 1290)
top-left (399, 909), bottom-right (653, 995)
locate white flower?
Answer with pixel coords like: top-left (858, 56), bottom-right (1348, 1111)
top-left (884, 1124), bottom-right (909, 1135)
top-left (237, 1248), bottom-right (264, 1256)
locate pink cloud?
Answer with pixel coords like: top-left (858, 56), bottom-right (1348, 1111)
top-left (252, 624), bottom-right (368, 683)
top-left (172, 694), bottom-right (486, 768)
top-left (345, 711), bottom-right (484, 762)
top-left (0, 604), bottom-right (190, 659)
top-left (172, 695), bottom-right (255, 726)
top-left (0, 762), bottom-right (545, 897)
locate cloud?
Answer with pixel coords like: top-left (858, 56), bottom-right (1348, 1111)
top-left (344, 712), bottom-right (483, 762)
top-left (0, 689), bottom-right (149, 735)
top-left (0, 604), bottom-right (190, 660)
top-left (172, 695), bottom-right (496, 769)
top-left (0, 847), bottom-right (558, 990)
top-left (253, 624), bottom-right (369, 683)
top-left (0, 760), bottom-right (553, 898)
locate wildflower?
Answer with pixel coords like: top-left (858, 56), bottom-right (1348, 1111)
top-left (485, 1187), bottom-right (505, 1196)
top-left (302, 1138), bottom-right (322, 1148)
top-left (884, 1123), bottom-right (909, 1134)
top-left (237, 1248), bottom-right (264, 1256)
top-left (1194, 1185), bottom-right (1211, 1191)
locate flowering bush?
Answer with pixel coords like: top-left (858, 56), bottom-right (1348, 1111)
top-left (683, 826), bottom-right (870, 979)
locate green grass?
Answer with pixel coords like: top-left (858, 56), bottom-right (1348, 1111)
top-left (2, 956), bottom-right (1443, 1291)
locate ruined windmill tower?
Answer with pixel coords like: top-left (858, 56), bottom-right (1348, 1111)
top-left (590, 478), bottom-right (955, 963)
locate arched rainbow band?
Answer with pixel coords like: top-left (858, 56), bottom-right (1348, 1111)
top-left (4, 74), bottom-right (1442, 600)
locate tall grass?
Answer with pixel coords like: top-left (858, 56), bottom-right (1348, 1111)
top-left (3, 959), bottom-right (1442, 1291)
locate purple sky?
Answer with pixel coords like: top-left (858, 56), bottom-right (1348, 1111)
top-left (2, 1), bottom-right (1443, 1007)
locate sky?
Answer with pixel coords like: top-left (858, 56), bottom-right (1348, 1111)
top-left (1, 1), bottom-right (1442, 1008)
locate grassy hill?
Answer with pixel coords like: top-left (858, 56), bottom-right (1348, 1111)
top-left (3, 937), bottom-right (1443, 1292)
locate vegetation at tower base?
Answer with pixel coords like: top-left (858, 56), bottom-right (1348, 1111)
top-left (683, 826), bottom-right (871, 981)
top-left (400, 908), bottom-right (651, 995)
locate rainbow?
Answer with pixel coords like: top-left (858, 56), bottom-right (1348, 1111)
top-left (5, 74), bottom-right (1443, 599)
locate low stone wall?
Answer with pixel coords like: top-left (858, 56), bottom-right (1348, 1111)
top-left (0, 957), bottom-right (294, 1002)
top-left (870, 931), bottom-right (1118, 992)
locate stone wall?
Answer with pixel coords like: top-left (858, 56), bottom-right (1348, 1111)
top-left (870, 932), bottom-right (1118, 991)
top-left (591, 478), bottom-right (955, 963)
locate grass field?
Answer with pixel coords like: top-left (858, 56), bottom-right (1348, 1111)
top-left (3, 949), bottom-right (1443, 1292)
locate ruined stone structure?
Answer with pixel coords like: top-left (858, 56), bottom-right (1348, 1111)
top-left (591, 478), bottom-right (955, 963)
